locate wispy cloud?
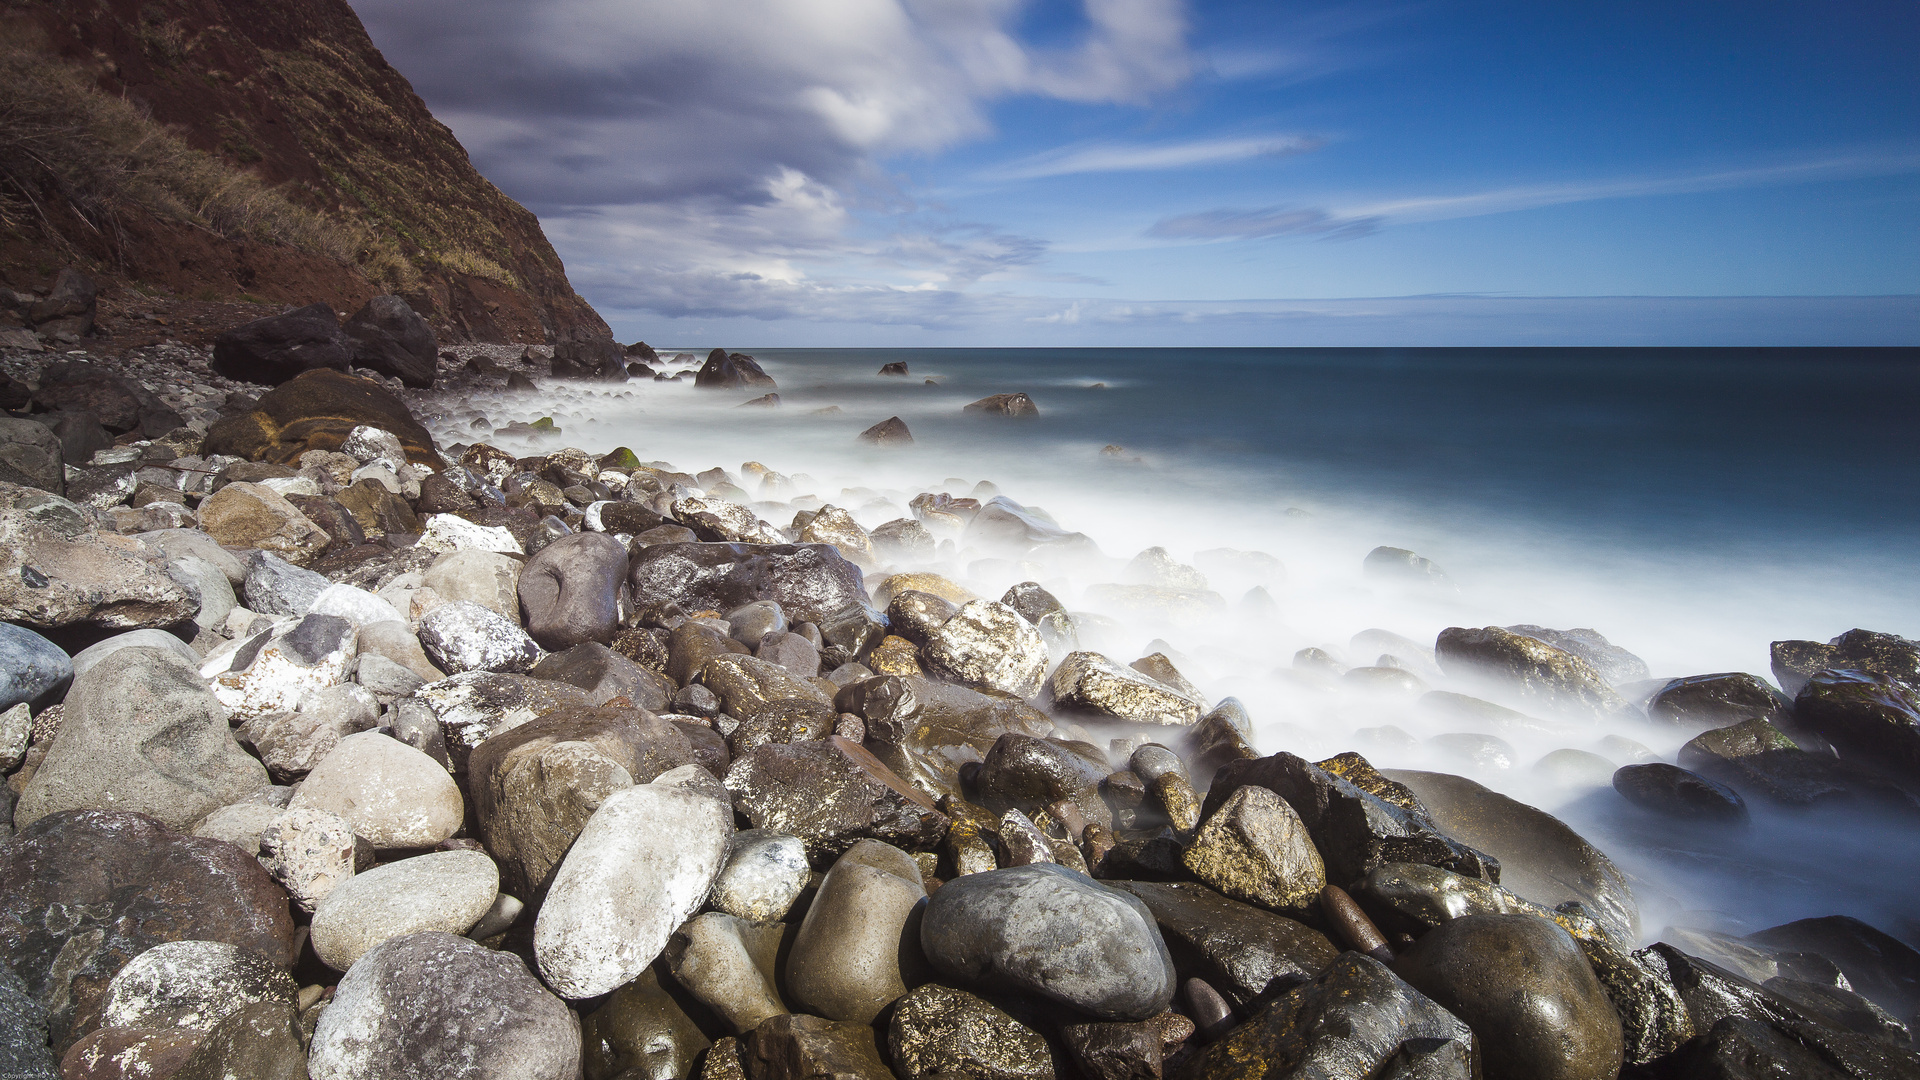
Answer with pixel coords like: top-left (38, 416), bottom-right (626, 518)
top-left (1149, 205), bottom-right (1377, 240)
top-left (979, 134), bottom-right (1323, 181)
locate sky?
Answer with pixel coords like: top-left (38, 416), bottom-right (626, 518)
top-left (349, 0), bottom-right (1920, 346)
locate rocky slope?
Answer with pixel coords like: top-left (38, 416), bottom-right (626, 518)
top-left (0, 0), bottom-right (609, 345)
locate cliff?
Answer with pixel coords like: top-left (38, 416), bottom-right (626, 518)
top-left (0, 0), bottom-right (609, 345)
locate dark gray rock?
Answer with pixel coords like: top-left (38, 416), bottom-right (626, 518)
top-left (1504, 624), bottom-right (1648, 684)
top-left (747, 1013), bottom-right (890, 1080)
top-left (0, 418), bottom-right (63, 494)
top-left (344, 295), bottom-right (437, 388)
top-left (518, 531), bottom-right (631, 650)
top-left (964, 393), bottom-right (1040, 418)
top-left (921, 863), bottom-right (1176, 1021)
top-left (243, 549), bottom-right (331, 616)
top-left (694, 349), bottom-right (776, 390)
top-left (0, 622), bottom-right (69, 712)
top-left (1613, 763), bottom-right (1749, 823)
top-left (29, 361), bottom-right (179, 437)
top-left (725, 735), bottom-right (949, 860)
top-left (307, 932), bottom-right (580, 1080)
top-left (26, 268), bottom-right (95, 337)
top-left (1744, 915), bottom-right (1920, 1030)
top-left (0, 959), bottom-right (58, 1080)
top-left (1794, 669), bottom-right (1920, 777)
top-left (1650, 672), bottom-right (1794, 728)
top-left (858, 416), bottom-right (912, 445)
top-left (530, 642), bottom-right (672, 711)
top-left (167, 1000), bottom-right (306, 1080)
top-left (1435, 625), bottom-right (1635, 720)
top-left (213, 303), bottom-right (353, 386)
top-left (1105, 881), bottom-right (1338, 1009)
top-left (580, 967), bottom-right (710, 1080)
top-left (630, 542), bottom-right (869, 627)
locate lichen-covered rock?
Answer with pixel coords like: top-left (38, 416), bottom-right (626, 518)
top-left (166, 1000), bottom-right (306, 1080)
top-left (0, 485), bottom-right (197, 629)
top-left (204, 613), bottom-right (357, 718)
top-left (417, 513), bottom-right (524, 554)
top-left (921, 600), bottom-right (1049, 699)
top-left (1434, 626), bottom-right (1636, 720)
top-left (419, 600), bottom-right (542, 674)
top-left (1181, 784), bottom-right (1326, 914)
top-left (1049, 651), bottom-right (1201, 726)
top-left (307, 932), bottom-right (579, 1080)
top-left (976, 732), bottom-right (1113, 830)
top-left (101, 939), bottom-right (297, 1033)
top-left (887, 984), bottom-right (1055, 1080)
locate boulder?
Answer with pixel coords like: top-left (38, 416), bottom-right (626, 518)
top-left (629, 542), bottom-right (869, 626)
top-left (237, 688), bottom-right (380, 782)
top-left (307, 932), bottom-right (580, 1080)
top-left (534, 781), bottom-right (733, 999)
top-left (18, 647), bottom-right (266, 832)
top-left (423, 549), bottom-right (522, 618)
top-left (0, 417), bottom-right (63, 494)
top-left (1649, 672), bottom-right (1793, 727)
top-left (166, 555), bottom-right (237, 631)
top-left (1393, 913), bottom-right (1623, 1080)
top-left (419, 600), bottom-right (542, 674)
top-left (922, 864), bottom-right (1175, 1021)
top-left (1504, 624), bottom-right (1648, 684)
top-left (887, 984), bottom-right (1055, 1080)
top-left (30, 360), bottom-right (177, 436)
top-left (258, 806), bottom-right (357, 912)
top-left (725, 735), bottom-right (949, 860)
top-left (1108, 880), bottom-right (1338, 1011)
top-left (694, 348), bottom-right (777, 389)
top-left (964, 393), bottom-right (1039, 417)
top-left (1049, 651), bottom-right (1201, 726)
top-left (58, 1029), bottom-right (200, 1080)
top-left (0, 622), bottom-right (71, 713)
top-left (204, 612), bottom-right (357, 719)
top-left (289, 731), bottom-right (463, 848)
top-left (1435, 626), bottom-right (1635, 720)
top-left (845, 675), bottom-right (1054, 800)
top-left (518, 531), bottom-right (631, 649)
top-left (310, 850), bottom-right (501, 970)
top-left (0, 810), bottom-right (296, 1049)
top-left (878, 362), bottom-right (909, 376)
top-left (413, 671), bottom-right (596, 775)
top-left (785, 840), bottom-right (928, 1023)
top-left (697, 653), bottom-right (830, 717)
top-left (242, 550), bottom-right (332, 615)
top-left (417, 513), bottom-right (523, 554)
top-left (1793, 668), bottom-right (1920, 776)
top-left (1674, 717), bottom-right (1896, 808)
top-left (550, 337), bottom-right (628, 380)
top-left (921, 599), bottom-right (1049, 699)
top-left (1744, 915), bottom-right (1920, 1028)
top-left (166, 1000), bottom-right (305, 1080)
top-left (976, 733), bottom-right (1113, 830)
top-left (198, 483), bottom-right (332, 565)
top-left (0, 486), bottom-right (197, 629)
top-left (200, 368), bottom-right (439, 467)
top-left (1612, 763), bottom-right (1749, 823)
top-left (529, 642), bottom-right (672, 710)
top-left (26, 268), bottom-right (96, 337)
top-left (672, 496), bottom-right (784, 544)
top-left (344, 296), bottom-right (437, 388)
top-left (100, 939), bottom-right (297, 1032)
top-left (212, 303), bottom-right (353, 385)
top-left (858, 416), bottom-right (913, 446)
top-left (1176, 953), bottom-right (1476, 1079)
top-left (1181, 785), bottom-right (1326, 914)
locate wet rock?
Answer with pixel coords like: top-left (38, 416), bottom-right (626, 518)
top-left (1202, 754), bottom-right (1496, 893)
top-left (419, 600), bottom-right (542, 674)
top-left (0, 810), bottom-right (296, 1050)
top-left (18, 646), bottom-right (265, 832)
top-left (307, 932), bottom-right (580, 1080)
top-left (1050, 652), bottom-right (1201, 726)
top-left (889, 590), bottom-right (959, 644)
top-left (311, 850), bottom-right (500, 970)
top-left (727, 697), bottom-right (836, 757)
top-left (1174, 952), bottom-right (1476, 1080)
top-left (201, 369), bottom-right (438, 468)
top-left (344, 296), bottom-right (437, 388)
top-left (1105, 881), bottom-right (1338, 1010)
top-left (1393, 913), bottom-right (1620, 1080)
top-left (258, 805), bottom-right (357, 912)
top-left (673, 497), bottom-right (783, 544)
top-left (534, 781), bottom-right (733, 999)
top-left (887, 983), bottom-right (1055, 1080)
top-left (1613, 762), bottom-right (1749, 823)
top-left (166, 1000), bottom-right (305, 1080)
top-left (798, 506), bottom-right (873, 562)
top-left (0, 417), bottom-right (63, 494)
top-left (728, 600), bottom-right (788, 648)
top-left (922, 599), bottom-right (1049, 699)
top-left (747, 1013), bottom-right (890, 1080)
top-left (0, 486), bottom-right (198, 629)
top-left (1389, 769), bottom-right (1639, 946)
top-left (1504, 624), bottom-right (1648, 684)
top-left (1532, 748), bottom-right (1620, 788)
top-left (1435, 626), bottom-right (1635, 720)
top-left (1745, 915), bottom-right (1920, 1029)
top-left (1131, 744), bottom-right (1200, 831)
top-left (698, 654), bottom-right (830, 718)
top-left (786, 840), bottom-right (928, 1023)
top-left (205, 613), bottom-right (357, 718)
top-left (212, 303), bottom-right (352, 384)
top-left (468, 704), bottom-right (693, 896)
top-left (518, 532), bottom-right (631, 649)
top-left (726, 735), bottom-right (949, 860)
top-left (531, 643), bottom-right (673, 710)
top-left (710, 830), bottom-right (817, 921)
top-left (871, 518), bottom-right (935, 561)
top-left (198, 483), bottom-right (333, 565)
top-left (668, 621), bottom-right (749, 687)
top-left (630, 543), bottom-right (870, 627)
top-left (1794, 668), bottom-right (1920, 776)
top-left (1181, 785), bottom-right (1326, 915)
top-left (581, 968), bottom-right (711, 1080)
top-left (858, 416), bottom-right (913, 446)
top-left (695, 349), bottom-right (777, 390)
top-left (289, 731), bottom-right (463, 848)
top-left (1061, 1020), bottom-right (1165, 1080)
top-left (965, 393), bottom-right (1040, 418)
top-left (1363, 545), bottom-right (1454, 589)
top-left (665, 912), bottom-right (789, 1035)
top-left (1676, 1014), bottom-right (1854, 1079)
top-left (101, 939), bottom-right (297, 1032)
top-left (0, 622), bottom-right (70, 713)
top-left (1348, 861), bottom-right (1551, 938)
top-left (977, 733), bottom-right (1113, 830)
top-left (755, 630), bottom-right (821, 679)
top-left (922, 863), bottom-right (1175, 1020)
top-left (1649, 671), bottom-right (1794, 728)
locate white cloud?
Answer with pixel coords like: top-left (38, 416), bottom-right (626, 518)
top-left (979, 134), bottom-right (1322, 181)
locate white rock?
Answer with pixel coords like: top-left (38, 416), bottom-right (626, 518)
top-left (102, 939), bottom-right (297, 1032)
top-left (291, 731), bottom-right (464, 849)
top-left (418, 600), bottom-right (541, 675)
top-left (534, 782), bottom-right (733, 999)
top-left (340, 426), bottom-right (409, 472)
top-left (204, 613), bottom-right (358, 718)
top-left (350, 463), bottom-right (402, 492)
top-left (921, 599), bottom-right (1049, 699)
top-left (709, 829), bottom-right (810, 921)
top-left (418, 513), bottom-right (523, 555)
top-left (311, 850), bottom-right (500, 970)
top-left (310, 583), bottom-right (407, 627)
top-left (258, 475), bottom-right (321, 498)
top-left (260, 805), bottom-right (358, 912)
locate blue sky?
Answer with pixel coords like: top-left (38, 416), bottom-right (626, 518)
top-left (352, 0), bottom-right (1919, 345)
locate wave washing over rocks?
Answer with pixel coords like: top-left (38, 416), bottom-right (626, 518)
top-left (0, 333), bottom-right (1917, 1080)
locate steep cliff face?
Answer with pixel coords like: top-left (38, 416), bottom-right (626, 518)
top-left (0, 0), bottom-right (609, 344)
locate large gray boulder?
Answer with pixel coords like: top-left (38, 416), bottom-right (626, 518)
top-left (212, 303), bottom-right (352, 386)
top-left (344, 296), bottom-right (438, 388)
top-left (0, 484), bottom-right (196, 630)
top-left (518, 531), bottom-right (631, 650)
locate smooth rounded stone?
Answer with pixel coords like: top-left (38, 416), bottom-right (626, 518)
top-left (166, 555), bottom-right (237, 631)
top-left (921, 864), bottom-right (1176, 1021)
top-left (137, 528), bottom-right (247, 585)
top-left (977, 732), bottom-right (1113, 830)
top-left (204, 612), bottom-right (358, 718)
top-left (1180, 785), bottom-right (1326, 914)
top-left (102, 939), bottom-right (297, 1033)
top-left (664, 912), bottom-right (789, 1035)
top-left (311, 850), bottom-right (501, 970)
top-left (308, 932), bottom-right (580, 1080)
top-left (726, 600), bottom-right (788, 649)
top-left (1794, 668), bottom-right (1920, 775)
top-left (726, 736), bottom-right (951, 860)
top-left (530, 642), bottom-right (673, 710)
top-left (197, 483), bottom-right (330, 565)
top-left (0, 810), bottom-right (297, 1050)
top-left (421, 549), bottom-right (521, 619)
top-left (755, 630), bottom-right (821, 679)
top-left (710, 829), bottom-right (810, 921)
top-left (58, 1028), bottom-right (200, 1080)
top-left (1648, 671), bottom-right (1792, 727)
top-left (468, 705), bottom-right (694, 896)
top-left (259, 806), bottom-right (357, 913)
top-left (1532, 748), bottom-right (1619, 787)
top-left (166, 1000), bottom-right (305, 1080)
top-left (290, 731), bottom-right (464, 849)
top-left (419, 600), bottom-right (542, 675)
top-left (1746, 914), bottom-right (1920, 1026)
top-left (671, 496), bottom-right (783, 544)
top-left (786, 839), bottom-right (929, 1023)
top-left (747, 1013), bottom-right (892, 1079)
top-left (887, 983), bottom-right (1055, 1080)
top-left (518, 532), bottom-right (630, 650)
top-left (1427, 731), bottom-right (1517, 771)
top-left (1348, 862), bottom-right (1549, 936)
top-left (417, 512), bottom-right (524, 554)
top-left (191, 800), bottom-right (282, 853)
top-left (1104, 880), bottom-right (1339, 1009)
top-left (309, 582), bottom-right (405, 627)
top-left (1388, 768), bottom-right (1640, 947)
top-left (0, 622), bottom-right (72, 712)
top-left (921, 599), bottom-right (1049, 699)
top-left (580, 967), bottom-right (711, 1080)
top-left (534, 781), bottom-right (733, 999)
top-left (1178, 952), bottom-right (1477, 1079)
top-left (1393, 913), bottom-right (1623, 1080)
top-left (1612, 762), bottom-right (1749, 823)
top-left (466, 892), bottom-right (524, 941)
top-left (18, 647), bottom-right (267, 833)
top-left (1434, 626), bottom-right (1636, 720)
top-left (667, 621), bottom-right (749, 687)
top-left (1049, 651), bottom-right (1201, 726)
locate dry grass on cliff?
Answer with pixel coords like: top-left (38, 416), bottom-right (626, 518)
top-left (0, 36), bottom-right (416, 286)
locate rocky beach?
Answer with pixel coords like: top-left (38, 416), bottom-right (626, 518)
top-left (0, 285), bottom-right (1911, 1080)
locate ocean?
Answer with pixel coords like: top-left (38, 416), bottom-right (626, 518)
top-left (430, 345), bottom-right (1920, 944)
